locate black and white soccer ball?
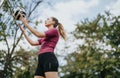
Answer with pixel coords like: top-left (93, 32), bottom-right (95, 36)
top-left (13, 7), bottom-right (26, 20)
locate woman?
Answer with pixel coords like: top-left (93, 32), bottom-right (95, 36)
top-left (19, 16), bottom-right (66, 78)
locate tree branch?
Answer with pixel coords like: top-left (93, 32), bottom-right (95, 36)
top-left (9, 0), bottom-right (43, 55)
top-left (4, 35), bottom-right (10, 54)
top-left (28, 0), bottom-right (43, 17)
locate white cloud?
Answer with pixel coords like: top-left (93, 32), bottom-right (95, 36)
top-left (54, 0), bottom-right (98, 16)
top-left (39, 0), bottom-right (99, 32)
top-left (106, 0), bottom-right (120, 15)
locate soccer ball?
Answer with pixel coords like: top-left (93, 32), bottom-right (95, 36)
top-left (13, 7), bottom-right (26, 20)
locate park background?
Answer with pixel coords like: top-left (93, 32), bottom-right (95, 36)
top-left (0, 0), bottom-right (120, 78)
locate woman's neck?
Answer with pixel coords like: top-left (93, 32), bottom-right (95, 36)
top-left (48, 25), bottom-right (54, 29)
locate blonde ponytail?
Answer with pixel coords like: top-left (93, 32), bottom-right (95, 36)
top-left (58, 23), bottom-right (66, 41)
top-left (51, 17), bottom-right (67, 41)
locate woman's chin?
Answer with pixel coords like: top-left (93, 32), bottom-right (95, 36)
top-left (45, 24), bottom-right (49, 27)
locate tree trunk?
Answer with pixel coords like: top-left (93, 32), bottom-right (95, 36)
top-left (100, 69), bottom-right (106, 78)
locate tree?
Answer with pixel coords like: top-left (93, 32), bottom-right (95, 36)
top-left (12, 47), bottom-right (38, 78)
top-left (61, 12), bottom-right (120, 78)
top-left (0, 0), bottom-right (45, 77)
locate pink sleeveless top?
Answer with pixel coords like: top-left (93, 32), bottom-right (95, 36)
top-left (38, 28), bottom-right (59, 54)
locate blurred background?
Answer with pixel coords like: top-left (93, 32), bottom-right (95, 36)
top-left (0, 0), bottom-right (120, 78)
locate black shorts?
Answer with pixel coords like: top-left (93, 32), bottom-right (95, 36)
top-left (34, 52), bottom-right (59, 77)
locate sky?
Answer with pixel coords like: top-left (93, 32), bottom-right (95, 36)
top-left (0, 0), bottom-right (120, 76)
top-left (36, 0), bottom-right (120, 32)
top-left (30, 0), bottom-right (120, 54)
top-left (0, 0), bottom-right (120, 51)
top-left (34, 0), bottom-right (120, 68)
top-left (28, 0), bottom-right (120, 68)
top-left (0, 0), bottom-right (4, 6)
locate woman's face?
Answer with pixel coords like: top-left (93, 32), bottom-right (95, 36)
top-left (45, 17), bottom-right (55, 27)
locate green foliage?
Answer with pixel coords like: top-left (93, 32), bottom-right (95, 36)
top-left (12, 48), bottom-right (38, 78)
top-left (0, 0), bottom-right (44, 78)
top-left (61, 12), bottom-right (120, 78)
